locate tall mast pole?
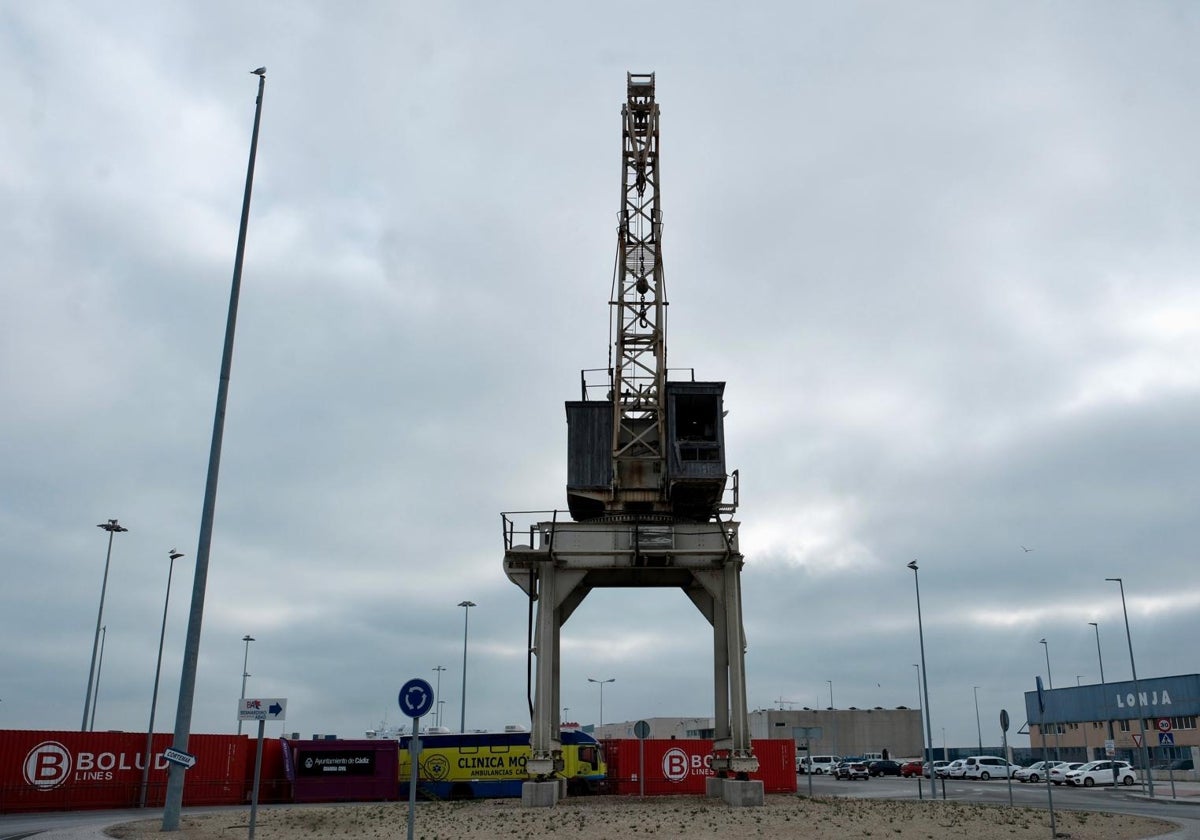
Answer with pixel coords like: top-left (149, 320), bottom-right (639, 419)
top-left (611, 72), bottom-right (667, 510)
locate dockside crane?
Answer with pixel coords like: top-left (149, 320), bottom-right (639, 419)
top-left (502, 73), bottom-right (759, 807)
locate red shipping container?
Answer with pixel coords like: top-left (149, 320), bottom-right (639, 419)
top-left (601, 738), bottom-right (796, 796)
top-left (0, 730), bottom-right (261, 813)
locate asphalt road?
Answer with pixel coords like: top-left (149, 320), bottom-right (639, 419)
top-left (800, 773), bottom-right (1200, 838)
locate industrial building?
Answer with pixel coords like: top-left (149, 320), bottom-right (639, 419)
top-left (592, 707), bottom-right (924, 761)
top-left (1025, 672), bottom-right (1199, 775)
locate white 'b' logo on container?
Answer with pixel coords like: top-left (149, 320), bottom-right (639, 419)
top-left (24, 741), bottom-right (72, 790)
top-left (663, 747), bottom-right (689, 782)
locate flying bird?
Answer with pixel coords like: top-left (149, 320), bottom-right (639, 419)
top-left (1021, 546), bottom-right (1033, 553)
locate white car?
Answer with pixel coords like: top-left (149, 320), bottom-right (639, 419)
top-left (961, 756), bottom-right (1021, 780)
top-left (925, 760), bottom-right (950, 778)
top-left (1015, 760), bottom-right (1062, 783)
top-left (937, 759), bottom-right (967, 779)
top-left (1048, 762), bottom-right (1086, 785)
top-left (1064, 760), bottom-right (1137, 787)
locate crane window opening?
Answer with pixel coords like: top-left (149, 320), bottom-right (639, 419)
top-left (674, 393), bottom-right (720, 461)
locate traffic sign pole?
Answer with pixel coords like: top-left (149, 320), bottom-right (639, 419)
top-left (399, 678), bottom-right (435, 840)
top-left (248, 717), bottom-right (265, 840)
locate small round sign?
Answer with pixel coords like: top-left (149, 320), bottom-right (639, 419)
top-left (1157, 717), bottom-right (1172, 733)
top-left (398, 678), bottom-right (435, 719)
top-left (999, 709), bottom-right (1010, 732)
top-left (634, 720), bottom-right (650, 740)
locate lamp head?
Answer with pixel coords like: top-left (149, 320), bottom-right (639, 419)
top-left (243, 635), bottom-right (255, 643)
top-left (169, 549), bottom-right (185, 561)
top-left (906, 560), bottom-right (918, 571)
top-left (251, 67), bottom-right (266, 76)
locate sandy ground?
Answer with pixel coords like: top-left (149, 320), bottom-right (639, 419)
top-left (103, 794), bottom-right (1177, 840)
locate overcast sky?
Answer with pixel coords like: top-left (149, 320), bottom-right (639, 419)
top-left (3, 1), bottom-right (1199, 754)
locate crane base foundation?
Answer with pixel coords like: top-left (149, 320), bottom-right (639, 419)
top-left (706, 777), bottom-right (765, 806)
top-left (521, 780), bottom-right (561, 807)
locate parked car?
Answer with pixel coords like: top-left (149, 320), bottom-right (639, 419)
top-left (1015, 760), bottom-right (1062, 783)
top-left (1049, 762), bottom-right (1086, 785)
top-left (901, 760), bottom-right (925, 778)
top-left (926, 760), bottom-right (950, 778)
top-left (801, 755), bottom-right (841, 775)
top-left (961, 755), bottom-right (1021, 780)
top-left (1064, 760), bottom-right (1137, 787)
top-left (938, 759), bottom-right (966, 779)
top-left (834, 759), bottom-right (871, 780)
top-left (869, 759), bottom-right (903, 777)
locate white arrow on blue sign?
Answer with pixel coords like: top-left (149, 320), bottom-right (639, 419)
top-left (399, 678), bottom-right (435, 719)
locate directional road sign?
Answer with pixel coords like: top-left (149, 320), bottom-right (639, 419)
top-left (399, 678), bottom-right (435, 719)
top-left (162, 747), bottom-right (196, 769)
top-left (1159, 732), bottom-right (1175, 746)
top-left (238, 697), bottom-right (287, 721)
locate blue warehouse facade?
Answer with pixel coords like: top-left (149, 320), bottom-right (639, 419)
top-left (1024, 673), bottom-right (1199, 771)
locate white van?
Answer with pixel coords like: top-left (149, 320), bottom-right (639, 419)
top-left (961, 755), bottom-right (1019, 780)
top-left (799, 755), bottom-right (841, 774)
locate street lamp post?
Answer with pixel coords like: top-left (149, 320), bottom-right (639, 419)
top-left (1107, 577), bottom-right (1154, 798)
top-left (1039, 638), bottom-right (1053, 688)
top-left (432, 666), bottom-right (446, 729)
top-left (907, 560), bottom-right (940, 799)
top-left (826, 679), bottom-right (837, 757)
top-left (1039, 638), bottom-right (1060, 760)
top-left (588, 678), bottom-right (615, 729)
top-left (914, 664), bottom-right (925, 800)
top-left (140, 550), bottom-right (184, 808)
top-left (973, 686), bottom-right (983, 754)
top-left (163, 67), bottom-right (268, 833)
top-left (237, 635), bottom-right (255, 736)
top-left (1089, 621), bottom-right (1118, 786)
top-left (458, 601), bottom-right (475, 733)
top-left (90, 625), bottom-right (107, 730)
top-left (84, 519), bottom-right (127, 730)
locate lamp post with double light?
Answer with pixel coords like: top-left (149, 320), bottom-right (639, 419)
top-left (588, 677), bottom-right (615, 729)
top-left (140, 549), bottom-right (184, 807)
top-left (458, 601), bottom-right (475, 733)
top-left (84, 519), bottom-right (127, 730)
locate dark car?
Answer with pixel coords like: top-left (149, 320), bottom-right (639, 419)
top-left (869, 759), bottom-right (903, 777)
top-left (900, 760), bottom-right (924, 777)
